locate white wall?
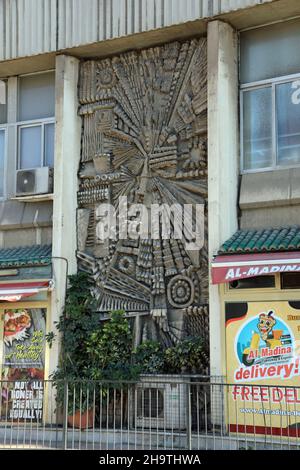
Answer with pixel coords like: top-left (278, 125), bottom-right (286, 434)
top-left (207, 20), bottom-right (239, 378)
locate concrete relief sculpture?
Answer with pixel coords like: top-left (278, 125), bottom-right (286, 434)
top-left (77, 39), bottom-right (208, 346)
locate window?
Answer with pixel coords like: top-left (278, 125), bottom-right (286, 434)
top-left (240, 20), bottom-right (300, 172)
top-left (242, 86), bottom-right (273, 170)
top-left (18, 72), bottom-right (55, 121)
top-left (0, 72), bottom-right (55, 199)
top-left (18, 122), bottom-right (55, 169)
top-left (17, 72), bottom-right (55, 170)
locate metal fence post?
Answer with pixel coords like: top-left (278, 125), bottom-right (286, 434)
top-left (62, 380), bottom-right (69, 450)
top-left (186, 382), bottom-right (192, 450)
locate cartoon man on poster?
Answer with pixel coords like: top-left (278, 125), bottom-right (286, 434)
top-left (238, 310), bottom-right (293, 368)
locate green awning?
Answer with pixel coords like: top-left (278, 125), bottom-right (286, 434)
top-left (0, 245), bottom-right (52, 268)
top-left (219, 226), bottom-right (300, 255)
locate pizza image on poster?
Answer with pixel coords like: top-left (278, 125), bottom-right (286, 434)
top-left (226, 301), bottom-right (300, 437)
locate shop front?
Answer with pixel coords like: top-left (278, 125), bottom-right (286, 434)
top-left (212, 227), bottom-right (300, 438)
top-left (0, 245), bottom-right (52, 423)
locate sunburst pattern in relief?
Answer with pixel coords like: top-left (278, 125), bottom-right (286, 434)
top-left (77, 39), bottom-right (208, 345)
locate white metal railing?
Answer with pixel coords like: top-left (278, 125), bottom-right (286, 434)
top-left (0, 376), bottom-right (300, 450)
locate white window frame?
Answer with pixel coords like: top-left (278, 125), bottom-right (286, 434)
top-left (240, 71), bottom-right (300, 174)
top-left (17, 117), bottom-right (55, 170)
top-left (0, 125), bottom-right (7, 200)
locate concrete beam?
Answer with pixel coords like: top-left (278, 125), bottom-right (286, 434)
top-left (1, 1), bottom-right (300, 79)
top-left (207, 21), bottom-right (239, 379)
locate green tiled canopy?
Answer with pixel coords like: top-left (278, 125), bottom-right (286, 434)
top-left (0, 245), bottom-right (52, 268)
top-left (219, 226), bottom-right (300, 255)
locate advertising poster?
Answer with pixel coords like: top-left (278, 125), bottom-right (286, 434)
top-left (226, 301), bottom-right (300, 437)
top-left (1, 308), bottom-right (46, 422)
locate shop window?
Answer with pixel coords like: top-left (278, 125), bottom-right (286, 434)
top-left (229, 276), bottom-right (275, 290)
top-left (240, 20), bottom-right (300, 172)
top-left (281, 272), bottom-right (300, 289)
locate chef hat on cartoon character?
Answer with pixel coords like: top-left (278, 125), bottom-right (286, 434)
top-left (259, 310), bottom-right (275, 321)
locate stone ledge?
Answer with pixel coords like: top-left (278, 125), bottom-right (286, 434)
top-left (239, 168), bottom-right (300, 210)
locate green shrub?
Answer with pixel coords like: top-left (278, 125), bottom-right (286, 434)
top-left (164, 337), bottom-right (209, 374)
top-left (133, 340), bottom-right (165, 374)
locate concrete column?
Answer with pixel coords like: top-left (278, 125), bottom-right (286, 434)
top-left (207, 21), bottom-right (239, 379)
top-left (6, 77), bottom-right (17, 199)
top-left (49, 55), bottom-right (81, 379)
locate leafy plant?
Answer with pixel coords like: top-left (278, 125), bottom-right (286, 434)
top-left (49, 272), bottom-right (99, 381)
top-left (133, 337), bottom-right (209, 375)
top-left (86, 310), bottom-right (139, 382)
top-left (47, 272), bottom-right (100, 413)
top-left (48, 287), bottom-right (140, 413)
top-left (163, 337), bottom-right (209, 374)
top-left (45, 331), bottom-right (55, 349)
top-left (133, 340), bottom-right (165, 374)
top-left (86, 310), bottom-right (132, 370)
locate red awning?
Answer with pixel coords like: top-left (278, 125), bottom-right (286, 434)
top-left (211, 251), bottom-right (300, 285)
top-left (0, 281), bottom-right (52, 302)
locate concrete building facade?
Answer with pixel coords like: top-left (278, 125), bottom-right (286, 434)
top-left (0, 0), bottom-right (300, 393)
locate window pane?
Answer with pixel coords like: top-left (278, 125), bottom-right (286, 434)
top-left (281, 273), bottom-right (300, 289)
top-left (229, 276), bottom-right (275, 290)
top-left (20, 126), bottom-right (42, 169)
top-left (44, 123), bottom-right (55, 167)
top-left (0, 80), bottom-right (7, 124)
top-left (0, 130), bottom-right (4, 196)
top-left (243, 87), bottom-right (273, 170)
top-left (276, 81), bottom-right (300, 166)
top-left (241, 19), bottom-right (300, 84)
top-left (18, 72), bottom-right (55, 121)
top-left (0, 105), bottom-right (7, 124)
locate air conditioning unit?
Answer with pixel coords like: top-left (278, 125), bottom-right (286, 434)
top-left (134, 375), bottom-right (188, 430)
top-left (16, 167), bottom-right (53, 196)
